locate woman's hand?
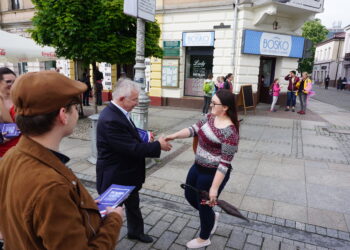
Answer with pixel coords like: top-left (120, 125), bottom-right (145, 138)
top-left (209, 187), bottom-right (218, 207)
top-left (165, 134), bottom-right (177, 141)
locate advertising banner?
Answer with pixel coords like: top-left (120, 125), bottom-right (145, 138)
top-left (242, 30), bottom-right (305, 58)
top-left (182, 32), bottom-right (215, 47)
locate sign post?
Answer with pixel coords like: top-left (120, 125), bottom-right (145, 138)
top-left (124, 0), bottom-right (156, 129)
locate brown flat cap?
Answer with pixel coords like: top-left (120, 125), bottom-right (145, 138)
top-left (11, 71), bottom-right (87, 116)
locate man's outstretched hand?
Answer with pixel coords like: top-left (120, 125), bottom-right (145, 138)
top-left (158, 136), bottom-right (172, 151)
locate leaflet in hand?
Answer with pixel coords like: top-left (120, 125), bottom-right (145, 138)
top-left (0, 123), bottom-right (21, 138)
top-left (137, 128), bottom-right (152, 143)
top-left (97, 184), bottom-right (135, 217)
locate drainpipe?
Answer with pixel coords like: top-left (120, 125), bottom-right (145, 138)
top-left (232, 0), bottom-right (239, 92)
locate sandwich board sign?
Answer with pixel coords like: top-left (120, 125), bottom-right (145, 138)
top-left (124, 0), bottom-right (156, 22)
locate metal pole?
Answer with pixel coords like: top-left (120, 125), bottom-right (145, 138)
top-left (132, 18), bottom-right (150, 130)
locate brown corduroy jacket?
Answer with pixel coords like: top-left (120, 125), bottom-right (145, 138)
top-left (0, 136), bottom-right (122, 250)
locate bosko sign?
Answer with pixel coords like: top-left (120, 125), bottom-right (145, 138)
top-left (260, 33), bottom-right (292, 57)
top-left (242, 30), bottom-right (305, 58)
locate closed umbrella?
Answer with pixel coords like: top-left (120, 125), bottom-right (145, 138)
top-left (181, 184), bottom-right (249, 222)
top-left (0, 30), bottom-right (56, 63)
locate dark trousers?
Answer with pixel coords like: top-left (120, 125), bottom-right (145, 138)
top-left (96, 91), bottom-right (102, 105)
top-left (83, 91), bottom-right (90, 105)
top-left (298, 92), bottom-right (307, 112)
top-left (286, 91), bottom-right (296, 108)
top-left (185, 164), bottom-right (230, 240)
top-left (325, 82), bottom-right (329, 89)
top-left (202, 96), bottom-right (211, 114)
top-left (123, 188), bottom-right (144, 236)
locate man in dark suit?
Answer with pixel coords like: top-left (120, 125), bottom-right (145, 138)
top-left (96, 78), bottom-right (172, 243)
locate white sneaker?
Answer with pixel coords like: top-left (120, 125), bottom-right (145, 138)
top-left (211, 212), bottom-right (220, 235)
top-left (186, 238), bottom-right (211, 249)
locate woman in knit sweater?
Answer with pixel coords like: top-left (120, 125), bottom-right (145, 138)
top-left (166, 89), bottom-right (239, 249)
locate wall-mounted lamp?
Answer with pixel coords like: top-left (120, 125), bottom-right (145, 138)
top-left (273, 20), bottom-right (279, 30)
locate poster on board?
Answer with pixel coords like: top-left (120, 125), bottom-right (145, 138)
top-left (162, 59), bottom-right (179, 88)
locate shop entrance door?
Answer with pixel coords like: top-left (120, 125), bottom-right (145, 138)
top-left (258, 57), bottom-right (276, 104)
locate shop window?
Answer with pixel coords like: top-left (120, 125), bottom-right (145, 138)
top-left (18, 62), bottom-right (27, 75)
top-left (184, 47), bottom-right (213, 97)
top-left (11, 0), bottom-right (20, 10)
top-left (44, 61), bottom-right (57, 71)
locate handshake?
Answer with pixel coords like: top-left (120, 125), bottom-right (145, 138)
top-left (154, 134), bottom-right (178, 152)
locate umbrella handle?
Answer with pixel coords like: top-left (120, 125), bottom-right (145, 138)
top-left (180, 183), bottom-right (201, 194)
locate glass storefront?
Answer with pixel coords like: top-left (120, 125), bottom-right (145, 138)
top-left (184, 47), bottom-right (213, 97)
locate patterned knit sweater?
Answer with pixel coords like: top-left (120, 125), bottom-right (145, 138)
top-left (188, 114), bottom-right (239, 170)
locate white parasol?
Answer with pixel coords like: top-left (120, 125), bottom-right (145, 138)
top-left (0, 29), bottom-right (57, 63)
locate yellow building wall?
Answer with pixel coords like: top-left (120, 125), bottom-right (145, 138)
top-left (149, 14), bottom-right (163, 98)
top-left (111, 64), bottom-right (117, 89)
top-left (69, 60), bottom-right (75, 80)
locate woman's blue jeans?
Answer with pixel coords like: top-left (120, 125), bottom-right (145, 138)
top-left (286, 91), bottom-right (296, 107)
top-left (185, 164), bottom-right (230, 240)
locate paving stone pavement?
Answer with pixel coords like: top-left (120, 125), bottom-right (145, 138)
top-left (65, 96), bottom-right (350, 249)
top-left (85, 185), bottom-right (350, 250)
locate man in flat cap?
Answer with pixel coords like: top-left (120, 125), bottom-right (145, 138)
top-left (0, 71), bottom-right (123, 249)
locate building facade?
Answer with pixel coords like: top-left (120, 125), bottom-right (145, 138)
top-left (313, 32), bottom-right (345, 87)
top-left (342, 25), bottom-right (350, 81)
top-left (150, 0), bottom-right (324, 107)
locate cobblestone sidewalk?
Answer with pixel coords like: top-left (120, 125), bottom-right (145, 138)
top-left (85, 185), bottom-right (350, 250)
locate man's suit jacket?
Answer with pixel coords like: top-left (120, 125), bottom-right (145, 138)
top-left (96, 103), bottom-right (161, 194)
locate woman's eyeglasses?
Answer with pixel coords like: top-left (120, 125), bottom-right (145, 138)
top-left (5, 80), bottom-right (14, 85)
top-left (210, 101), bottom-right (223, 106)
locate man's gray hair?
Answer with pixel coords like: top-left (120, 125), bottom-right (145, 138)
top-left (112, 78), bottom-right (140, 99)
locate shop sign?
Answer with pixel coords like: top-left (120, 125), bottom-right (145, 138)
top-left (163, 41), bottom-right (180, 57)
top-left (242, 30), bottom-right (304, 58)
top-left (124, 0), bottom-right (156, 22)
top-left (182, 32), bottom-right (215, 47)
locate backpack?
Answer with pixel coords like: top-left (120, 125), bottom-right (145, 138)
top-left (203, 81), bottom-right (212, 94)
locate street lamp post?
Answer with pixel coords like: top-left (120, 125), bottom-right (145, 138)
top-left (131, 17), bottom-right (150, 130)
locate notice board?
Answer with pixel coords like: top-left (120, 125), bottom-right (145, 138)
top-left (162, 59), bottom-right (179, 88)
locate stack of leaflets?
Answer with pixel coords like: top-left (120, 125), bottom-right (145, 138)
top-left (137, 128), bottom-right (152, 143)
top-left (97, 184), bottom-right (135, 217)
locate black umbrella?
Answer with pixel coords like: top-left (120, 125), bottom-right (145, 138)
top-left (180, 184), bottom-right (249, 222)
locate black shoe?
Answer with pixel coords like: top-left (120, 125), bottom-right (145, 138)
top-left (284, 108), bottom-right (289, 111)
top-left (127, 234), bottom-right (153, 243)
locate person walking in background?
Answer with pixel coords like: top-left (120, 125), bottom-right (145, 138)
top-left (0, 68), bottom-right (20, 158)
top-left (284, 70), bottom-right (299, 112)
top-left (0, 71), bottom-right (124, 249)
top-left (296, 72), bottom-right (312, 115)
top-left (342, 77), bottom-right (347, 90)
top-left (337, 77), bottom-right (343, 91)
top-left (95, 69), bottom-right (103, 105)
top-left (270, 79), bottom-right (281, 112)
top-left (224, 73), bottom-right (233, 91)
top-left (82, 71), bottom-right (92, 106)
top-left (202, 74), bottom-right (214, 115)
top-left (165, 90), bottom-right (239, 249)
top-left (96, 78), bottom-right (172, 244)
top-left (325, 75), bottom-right (330, 89)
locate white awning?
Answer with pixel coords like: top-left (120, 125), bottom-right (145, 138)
top-left (0, 30), bottom-right (57, 63)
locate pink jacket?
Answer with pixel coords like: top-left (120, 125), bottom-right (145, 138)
top-left (272, 83), bottom-right (281, 96)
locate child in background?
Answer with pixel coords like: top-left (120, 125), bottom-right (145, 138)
top-left (270, 78), bottom-right (281, 112)
top-left (214, 76), bottom-right (225, 92)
